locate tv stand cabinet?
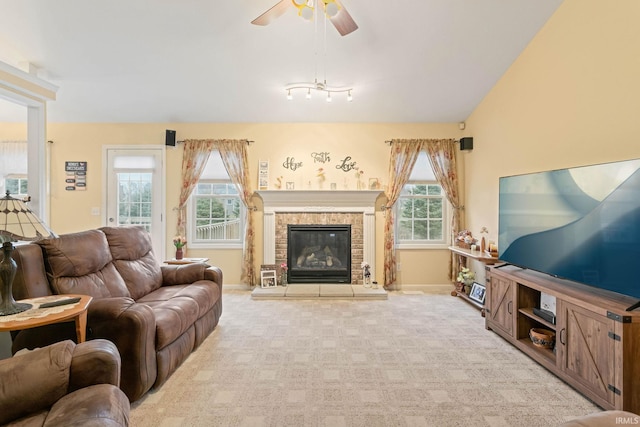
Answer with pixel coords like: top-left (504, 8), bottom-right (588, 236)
top-left (486, 264), bottom-right (640, 413)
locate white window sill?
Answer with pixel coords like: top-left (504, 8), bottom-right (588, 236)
top-left (395, 243), bottom-right (450, 250)
top-left (187, 242), bottom-right (244, 250)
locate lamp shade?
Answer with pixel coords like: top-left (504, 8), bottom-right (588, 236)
top-left (0, 191), bottom-right (54, 316)
top-left (0, 191), bottom-right (54, 243)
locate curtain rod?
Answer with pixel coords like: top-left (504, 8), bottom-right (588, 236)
top-left (385, 139), bottom-right (461, 145)
top-left (176, 139), bottom-right (254, 145)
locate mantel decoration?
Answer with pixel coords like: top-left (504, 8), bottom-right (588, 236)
top-left (0, 191), bottom-right (55, 316)
top-left (173, 236), bottom-right (187, 260)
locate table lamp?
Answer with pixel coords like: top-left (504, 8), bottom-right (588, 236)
top-left (0, 191), bottom-right (55, 316)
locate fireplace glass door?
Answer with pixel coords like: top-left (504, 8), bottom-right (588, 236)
top-left (287, 224), bottom-right (351, 284)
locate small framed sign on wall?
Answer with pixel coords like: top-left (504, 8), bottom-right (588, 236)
top-left (258, 160), bottom-right (269, 190)
top-left (65, 161), bottom-right (87, 191)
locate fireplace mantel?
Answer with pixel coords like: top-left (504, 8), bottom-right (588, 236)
top-left (256, 190), bottom-right (383, 281)
top-left (255, 190), bottom-right (383, 212)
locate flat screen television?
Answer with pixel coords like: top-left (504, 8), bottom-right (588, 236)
top-left (498, 158), bottom-right (640, 309)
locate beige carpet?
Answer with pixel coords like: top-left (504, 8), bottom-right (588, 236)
top-left (130, 289), bottom-right (600, 427)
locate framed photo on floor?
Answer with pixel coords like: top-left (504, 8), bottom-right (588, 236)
top-left (260, 270), bottom-right (277, 288)
top-left (469, 282), bottom-right (486, 304)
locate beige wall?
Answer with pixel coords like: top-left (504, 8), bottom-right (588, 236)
top-left (7, 0), bottom-right (635, 287)
top-left (1, 122), bottom-right (460, 285)
top-left (462, 0), bottom-right (640, 276)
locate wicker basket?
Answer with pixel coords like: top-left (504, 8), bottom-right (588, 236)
top-left (456, 241), bottom-right (476, 249)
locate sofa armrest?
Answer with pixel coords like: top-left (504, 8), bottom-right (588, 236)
top-left (0, 340), bottom-right (74, 425)
top-left (69, 339), bottom-right (122, 392)
top-left (204, 265), bottom-right (223, 289)
top-left (161, 263), bottom-right (223, 289)
top-left (87, 297), bottom-right (157, 401)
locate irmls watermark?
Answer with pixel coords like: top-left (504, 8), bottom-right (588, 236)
top-left (616, 416), bottom-right (640, 425)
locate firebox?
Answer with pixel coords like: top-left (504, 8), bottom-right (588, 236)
top-left (287, 224), bottom-right (351, 284)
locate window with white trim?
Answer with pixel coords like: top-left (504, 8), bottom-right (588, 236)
top-left (395, 152), bottom-right (448, 246)
top-left (188, 151), bottom-right (245, 248)
top-left (5, 175), bottom-right (28, 196)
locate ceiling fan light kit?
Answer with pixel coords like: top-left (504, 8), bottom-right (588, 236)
top-left (253, 0), bottom-right (357, 103)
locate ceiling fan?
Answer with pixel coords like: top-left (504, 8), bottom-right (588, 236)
top-left (251, 0), bottom-right (358, 36)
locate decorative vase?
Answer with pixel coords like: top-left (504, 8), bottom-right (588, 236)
top-left (464, 283), bottom-right (472, 294)
top-left (280, 270), bottom-right (287, 286)
top-left (175, 247), bottom-right (184, 260)
top-left (480, 237), bottom-right (486, 253)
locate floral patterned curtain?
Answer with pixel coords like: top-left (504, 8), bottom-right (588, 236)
top-left (425, 139), bottom-right (462, 281)
top-left (177, 139), bottom-right (256, 286)
top-left (177, 140), bottom-right (215, 236)
top-left (213, 139), bottom-right (256, 287)
top-left (383, 139), bottom-right (425, 289)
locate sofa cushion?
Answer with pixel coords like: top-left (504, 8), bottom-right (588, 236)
top-left (37, 230), bottom-right (130, 298)
top-left (139, 281), bottom-right (219, 319)
top-left (137, 288), bottom-right (202, 349)
top-left (101, 226), bottom-right (163, 300)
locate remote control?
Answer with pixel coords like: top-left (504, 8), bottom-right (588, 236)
top-left (39, 297), bottom-right (81, 308)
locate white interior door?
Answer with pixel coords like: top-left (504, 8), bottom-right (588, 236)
top-left (105, 147), bottom-right (165, 259)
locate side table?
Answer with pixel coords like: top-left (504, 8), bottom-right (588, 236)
top-left (448, 246), bottom-right (499, 316)
top-left (0, 294), bottom-right (92, 343)
top-left (165, 257), bottom-right (209, 265)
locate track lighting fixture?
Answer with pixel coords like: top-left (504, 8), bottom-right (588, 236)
top-left (285, 81), bottom-right (353, 102)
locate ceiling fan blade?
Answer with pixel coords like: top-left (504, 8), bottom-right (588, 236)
top-left (329, 0), bottom-right (358, 36)
top-left (251, 0), bottom-right (291, 26)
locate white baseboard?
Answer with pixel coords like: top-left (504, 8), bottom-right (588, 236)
top-left (223, 283), bottom-right (454, 294)
top-left (397, 284), bottom-right (453, 294)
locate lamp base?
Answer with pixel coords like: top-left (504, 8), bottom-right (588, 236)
top-left (0, 240), bottom-right (32, 316)
top-left (0, 301), bottom-right (32, 316)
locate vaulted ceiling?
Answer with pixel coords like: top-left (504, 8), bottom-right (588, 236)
top-left (0, 0), bottom-right (563, 123)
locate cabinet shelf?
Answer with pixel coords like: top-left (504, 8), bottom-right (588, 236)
top-left (448, 246), bottom-right (500, 264)
top-left (518, 307), bottom-right (556, 331)
top-left (517, 338), bottom-right (556, 364)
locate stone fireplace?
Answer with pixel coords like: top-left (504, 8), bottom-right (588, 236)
top-left (257, 190), bottom-right (382, 284)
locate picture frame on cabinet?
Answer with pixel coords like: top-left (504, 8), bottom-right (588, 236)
top-left (469, 282), bottom-right (486, 304)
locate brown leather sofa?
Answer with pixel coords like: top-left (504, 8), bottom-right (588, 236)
top-left (10, 225), bottom-right (223, 402)
top-left (560, 410), bottom-right (640, 426)
top-left (0, 339), bottom-right (130, 426)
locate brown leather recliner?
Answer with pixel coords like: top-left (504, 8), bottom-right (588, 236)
top-left (10, 226), bottom-right (223, 402)
top-left (0, 339), bottom-right (130, 426)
